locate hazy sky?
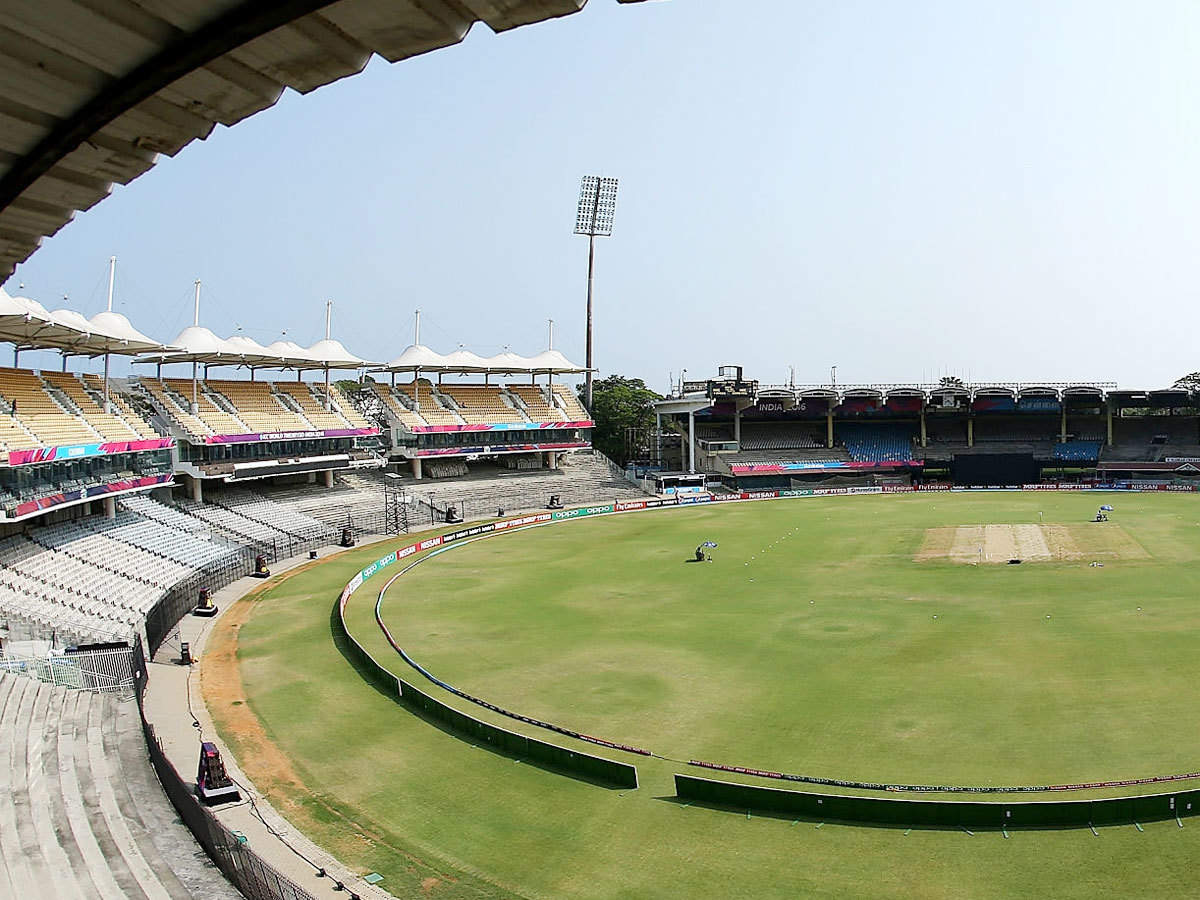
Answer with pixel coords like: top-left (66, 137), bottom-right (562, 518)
top-left (6, 0), bottom-right (1200, 392)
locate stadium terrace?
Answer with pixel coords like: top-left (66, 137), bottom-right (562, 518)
top-left (651, 367), bottom-right (1200, 491)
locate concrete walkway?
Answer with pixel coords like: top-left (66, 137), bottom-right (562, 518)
top-left (141, 535), bottom-right (397, 900)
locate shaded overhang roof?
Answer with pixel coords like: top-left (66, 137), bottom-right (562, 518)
top-left (0, 0), bottom-right (650, 278)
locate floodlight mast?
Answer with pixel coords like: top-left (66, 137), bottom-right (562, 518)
top-left (574, 175), bottom-right (618, 411)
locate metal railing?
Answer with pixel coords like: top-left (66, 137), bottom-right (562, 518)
top-left (0, 644), bottom-right (138, 694)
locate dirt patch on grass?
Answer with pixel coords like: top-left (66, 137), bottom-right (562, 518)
top-left (201, 586), bottom-right (308, 802)
top-left (201, 564), bottom-right (501, 899)
top-left (916, 523), bottom-right (1149, 564)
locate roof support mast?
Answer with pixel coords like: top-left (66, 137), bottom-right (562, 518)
top-left (191, 280), bottom-right (201, 415)
top-left (324, 299), bottom-right (333, 411)
top-left (103, 256), bottom-right (115, 412)
top-left (413, 309), bottom-right (421, 411)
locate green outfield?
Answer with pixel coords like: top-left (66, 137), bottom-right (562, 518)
top-left (212, 492), bottom-right (1200, 899)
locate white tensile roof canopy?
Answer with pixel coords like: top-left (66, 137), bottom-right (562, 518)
top-left (0, 286), bottom-right (172, 357)
top-left (379, 344), bottom-right (588, 375)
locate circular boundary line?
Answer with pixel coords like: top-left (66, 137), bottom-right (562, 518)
top-left (340, 484), bottom-right (1200, 795)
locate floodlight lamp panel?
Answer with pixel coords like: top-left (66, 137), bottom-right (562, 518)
top-left (574, 175), bottom-right (619, 236)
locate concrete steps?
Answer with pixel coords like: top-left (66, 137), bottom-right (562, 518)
top-left (0, 672), bottom-right (233, 899)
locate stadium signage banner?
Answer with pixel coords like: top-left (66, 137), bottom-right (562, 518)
top-left (408, 420), bottom-right (593, 434)
top-left (415, 441), bottom-right (590, 458)
top-left (206, 427), bottom-right (379, 444)
top-left (6, 472), bottom-right (173, 519)
top-left (729, 460), bottom-right (924, 475)
top-left (6, 437), bottom-right (174, 467)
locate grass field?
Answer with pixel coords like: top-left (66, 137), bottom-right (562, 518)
top-left (209, 492), bottom-right (1200, 898)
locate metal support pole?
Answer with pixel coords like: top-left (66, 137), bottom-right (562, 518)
top-left (584, 233), bottom-right (595, 411)
top-left (688, 410), bottom-right (695, 473)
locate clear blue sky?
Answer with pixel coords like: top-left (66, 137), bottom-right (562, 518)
top-left (6, 0), bottom-right (1200, 391)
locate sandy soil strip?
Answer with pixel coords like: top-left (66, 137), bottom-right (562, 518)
top-left (1011, 524), bottom-right (1052, 561)
top-left (1070, 523), bottom-right (1151, 560)
top-left (983, 524), bottom-right (1019, 562)
top-left (947, 525), bottom-right (986, 563)
top-left (915, 526), bottom-right (957, 561)
top-left (920, 522), bottom-right (1150, 563)
top-left (1041, 524), bottom-right (1081, 560)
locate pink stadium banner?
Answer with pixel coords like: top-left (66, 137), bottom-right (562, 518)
top-left (415, 440), bottom-right (590, 457)
top-left (6, 437), bottom-right (175, 467)
top-left (8, 473), bottom-right (173, 519)
top-left (205, 426), bottom-right (379, 444)
top-left (407, 420), bottom-right (593, 434)
top-left (729, 459), bottom-right (924, 475)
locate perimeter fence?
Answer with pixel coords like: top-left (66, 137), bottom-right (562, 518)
top-left (136, 681), bottom-right (320, 900)
top-left (675, 774), bottom-right (1200, 829)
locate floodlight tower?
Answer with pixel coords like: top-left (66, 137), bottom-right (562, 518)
top-left (574, 175), bottom-right (619, 411)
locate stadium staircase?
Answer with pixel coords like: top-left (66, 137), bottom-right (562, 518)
top-left (0, 672), bottom-right (240, 899)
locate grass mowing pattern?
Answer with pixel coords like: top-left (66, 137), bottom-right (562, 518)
top-left (214, 493), bottom-right (1200, 898)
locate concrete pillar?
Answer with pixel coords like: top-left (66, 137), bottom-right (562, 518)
top-left (547, 451), bottom-right (559, 469)
top-left (190, 475), bottom-right (203, 503)
top-left (1060, 405), bottom-right (1067, 443)
top-left (826, 409), bottom-right (834, 449)
top-left (324, 469), bottom-right (334, 488)
top-left (920, 406), bottom-right (927, 449)
top-left (734, 407), bottom-right (742, 446)
top-left (967, 417), bottom-right (974, 448)
top-left (688, 410), bottom-right (696, 473)
top-left (1106, 403), bottom-right (1113, 446)
top-left (411, 457), bottom-right (423, 480)
top-left (307, 471), bottom-right (317, 484)
top-left (655, 413), bottom-right (662, 464)
top-left (103, 496), bottom-right (116, 520)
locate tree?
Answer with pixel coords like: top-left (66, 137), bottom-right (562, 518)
top-left (577, 375), bottom-right (661, 466)
top-left (1172, 372), bottom-right (1200, 391)
top-left (938, 375), bottom-right (965, 388)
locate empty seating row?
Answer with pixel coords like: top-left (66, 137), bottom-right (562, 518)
top-left (1052, 440), bottom-right (1102, 462)
top-left (213, 487), bottom-right (334, 540)
top-left (138, 377), bottom-right (373, 440)
top-left (0, 498), bottom-right (242, 645)
top-left (440, 384), bottom-right (526, 424)
top-left (738, 425), bottom-right (825, 450)
top-left (0, 675), bottom-right (243, 900)
top-left (837, 424), bottom-right (917, 463)
top-left (507, 385), bottom-right (567, 421)
top-left (0, 367), bottom-right (97, 448)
